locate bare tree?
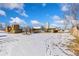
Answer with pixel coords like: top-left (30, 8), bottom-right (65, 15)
top-left (69, 3), bottom-right (79, 27)
top-left (62, 3), bottom-right (79, 29)
top-left (70, 3), bottom-right (78, 27)
top-left (62, 3), bottom-right (69, 30)
top-left (0, 23), bottom-right (3, 30)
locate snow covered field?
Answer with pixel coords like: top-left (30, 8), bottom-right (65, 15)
top-left (0, 31), bottom-right (76, 56)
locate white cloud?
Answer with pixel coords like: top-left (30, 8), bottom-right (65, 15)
top-left (52, 15), bottom-right (65, 25)
top-left (2, 23), bottom-right (6, 28)
top-left (31, 20), bottom-right (41, 28)
top-left (61, 4), bottom-right (69, 12)
top-left (31, 20), bottom-right (40, 25)
top-left (52, 15), bottom-right (76, 29)
top-left (49, 24), bottom-right (58, 28)
top-left (0, 3), bottom-right (24, 10)
top-left (20, 11), bottom-right (29, 17)
top-left (0, 10), bottom-right (6, 16)
top-left (0, 3), bottom-right (28, 18)
top-left (56, 20), bottom-right (65, 24)
top-left (66, 15), bottom-right (78, 26)
top-left (42, 3), bottom-right (46, 7)
top-left (10, 17), bottom-right (26, 25)
top-left (0, 22), bottom-right (6, 29)
top-left (52, 15), bottom-right (61, 20)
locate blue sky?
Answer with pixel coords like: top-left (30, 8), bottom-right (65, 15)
top-left (0, 3), bottom-right (69, 28)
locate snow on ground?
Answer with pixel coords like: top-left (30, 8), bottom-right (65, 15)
top-left (0, 31), bottom-right (76, 56)
top-left (46, 33), bottom-right (75, 56)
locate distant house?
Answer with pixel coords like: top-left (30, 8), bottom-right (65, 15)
top-left (23, 25), bottom-right (31, 34)
top-left (31, 21), bottom-right (42, 33)
top-left (5, 26), bottom-right (11, 32)
top-left (48, 27), bottom-right (59, 33)
top-left (48, 28), bottom-right (56, 33)
top-left (11, 24), bottom-right (22, 33)
top-left (5, 23), bottom-right (22, 33)
top-left (43, 23), bottom-right (59, 33)
top-left (32, 25), bottom-right (42, 33)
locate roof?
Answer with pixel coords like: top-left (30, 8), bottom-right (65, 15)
top-left (32, 26), bottom-right (41, 29)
